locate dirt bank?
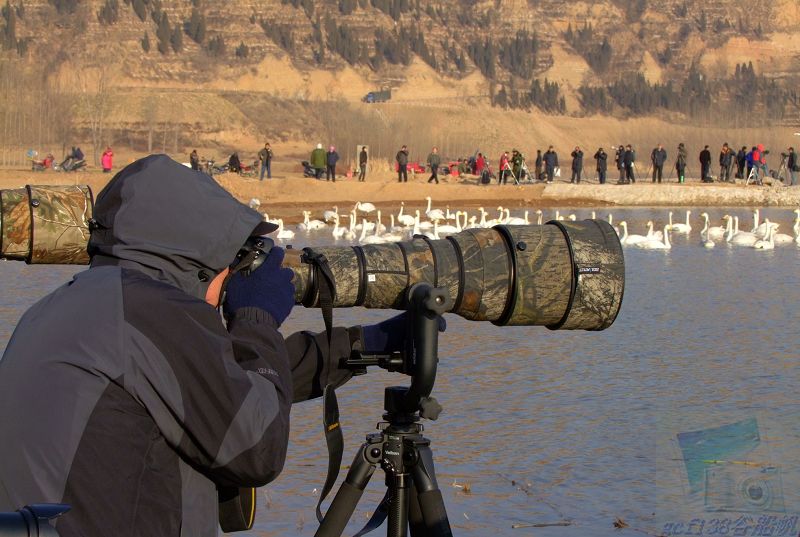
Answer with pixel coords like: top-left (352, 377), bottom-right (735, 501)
top-left (1, 168), bottom-right (798, 226)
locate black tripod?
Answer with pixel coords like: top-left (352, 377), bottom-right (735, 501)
top-left (315, 283), bottom-right (453, 537)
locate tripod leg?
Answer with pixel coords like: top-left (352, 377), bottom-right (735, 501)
top-left (408, 483), bottom-right (425, 537)
top-left (315, 443), bottom-right (377, 537)
top-left (410, 441), bottom-right (453, 537)
top-left (387, 472), bottom-right (410, 537)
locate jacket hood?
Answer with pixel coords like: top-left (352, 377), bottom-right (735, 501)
top-left (88, 154), bottom-right (270, 299)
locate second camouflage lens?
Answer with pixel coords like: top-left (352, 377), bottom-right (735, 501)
top-left (286, 220), bottom-right (624, 330)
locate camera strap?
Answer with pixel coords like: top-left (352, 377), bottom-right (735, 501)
top-left (303, 250), bottom-right (346, 525)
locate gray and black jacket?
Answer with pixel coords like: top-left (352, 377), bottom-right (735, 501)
top-left (0, 155), bottom-right (354, 537)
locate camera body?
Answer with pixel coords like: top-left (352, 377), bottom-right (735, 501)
top-left (704, 463), bottom-right (786, 513)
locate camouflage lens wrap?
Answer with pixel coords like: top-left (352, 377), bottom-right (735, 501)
top-left (287, 222), bottom-right (624, 330)
top-left (492, 220), bottom-right (624, 329)
top-left (0, 185), bottom-right (93, 264)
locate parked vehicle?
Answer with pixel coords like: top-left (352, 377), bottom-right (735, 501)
top-left (362, 89), bottom-right (392, 103)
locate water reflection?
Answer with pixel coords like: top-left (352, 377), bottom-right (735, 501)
top-left (0, 207), bottom-right (798, 536)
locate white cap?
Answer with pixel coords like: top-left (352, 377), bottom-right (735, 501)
top-left (317, 143), bottom-right (323, 149)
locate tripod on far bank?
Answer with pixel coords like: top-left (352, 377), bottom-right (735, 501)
top-left (315, 283), bottom-right (453, 537)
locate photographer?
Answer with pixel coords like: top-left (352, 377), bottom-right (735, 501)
top-left (699, 145), bottom-right (711, 182)
top-left (719, 143), bottom-right (734, 183)
top-left (788, 147), bottom-right (798, 186)
top-left (650, 144), bottom-right (666, 184)
top-left (0, 155), bottom-right (405, 537)
top-left (593, 147), bottom-right (607, 184)
top-left (570, 146), bottom-right (583, 184)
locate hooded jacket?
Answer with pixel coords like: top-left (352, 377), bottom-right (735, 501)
top-left (0, 155), bottom-right (353, 537)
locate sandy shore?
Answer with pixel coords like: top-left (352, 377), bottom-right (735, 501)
top-left (2, 167), bottom-right (798, 225)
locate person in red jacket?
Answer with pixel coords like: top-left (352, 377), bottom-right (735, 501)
top-left (101, 147), bottom-right (114, 173)
top-left (475, 153), bottom-right (486, 175)
top-left (498, 151), bottom-right (510, 184)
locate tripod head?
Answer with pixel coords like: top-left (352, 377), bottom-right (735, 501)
top-left (345, 283), bottom-right (450, 421)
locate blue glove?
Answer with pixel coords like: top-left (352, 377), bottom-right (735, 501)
top-left (223, 246), bottom-right (295, 326)
top-left (361, 312), bottom-right (447, 353)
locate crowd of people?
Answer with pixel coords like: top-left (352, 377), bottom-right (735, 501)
top-left (33, 140), bottom-right (797, 188)
top-left (388, 142), bottom-right (799, 187)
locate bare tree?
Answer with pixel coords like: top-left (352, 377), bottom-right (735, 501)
top-left (76, 65), bottom-right (116, 165)
top-left (142, 95), bottom-right (159, 153)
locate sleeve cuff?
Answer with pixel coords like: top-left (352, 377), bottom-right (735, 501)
top-left (232, 307), bottom-right (279, 329)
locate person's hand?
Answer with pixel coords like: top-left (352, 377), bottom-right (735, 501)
top-left (360, 312), bottom-right (446, 353)
top-left (223, 246), bottom-right (295, 326)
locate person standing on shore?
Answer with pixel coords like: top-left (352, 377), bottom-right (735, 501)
top-left (719, 143), bottom-right (734, 183)
top-left (258, 143), bottom-right (273, 180)
top-left (498, 151), bottom-right (510, 185)
top-left (310, 143), bottom-right (326, 180)
top-left (615, 145), bottom-right (625, 183)
top-left (788, 147), bottom-right (798, 186)
top-left (736, 145), bottom-right (747, 179)
top-left (594, 147), bottom-right (607, 184)
top-left (650, 144), bottom-right (666, 183)
top-left (699, 145), bottom-right (712, 182)
top-left (358, 146), bottom-right (368, 182)
top-left (624, 145), bottom-right (636, 183)
top-left (534, 149), bottom-right (542, 181)
top-left (101, 147), bottom-right (114, 173)
top-left (543, 146), bottom-right (558, 183)
top-left (676, 143), bottom-right (687, 184)
top-left (511, 149), bottom-right (524, 185)
top-left (396, 145), bottom-right (409, 183)
top-left (190, 149), bottom-right (200, 171)
top-left (570, 146), bottom-right (583, 184)
top-left (326, 146), bottom-right (339, 182)
top-left (427, 147), bottom-right (441, 184)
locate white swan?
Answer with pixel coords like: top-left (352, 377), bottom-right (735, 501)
top-left (699, 213), bottom-right (715, 248)
top-left (619, 221), bottom-right (648, 246)
top-left (248, 198), bottom-right (261, 209)
top-left (607, 213), bottom-right (619, 236)
top-left (750, 208), bottom-right (771, 237)
top-left (753, 221), bottom-right (775, 250)
top-left (299, 210), bottom-right (327, 231)
top-left (536, 210), bottom-right (543, 225)
top-left (568, 214), bottom-right (577, 221)
top-left (425, 197), bottom-right (446, 222)
top-left (412, 212), bottom-right (439, 239)
top-left (505, 209), bottom-right (528, 226)
top-left (359, 218), bottom-right (385, 244)
top-left (646, 221), bottom-right (664, 241)
top-left (332, 214), bottom-right (346, 239)
top-left (727, 216), bottom-right (758, 246)
top-left (323, 206), bottom-right (339, 222)
top-left (397, 202), bottom-right (416, 227)
top-left (667, 210), bottom-right (692, 234)
top-left (635, 225), bottom-right (671, 250)
top-left (704, 214), bottom-right (728, 240)
top-left (276, 219), bottom-right (295, 240)
top-left (437, 210), bottom-right (462, 234)
top-left (355, 201), bottom-right (376, 213)
top-left (414, 209), bottom-right (433, 230)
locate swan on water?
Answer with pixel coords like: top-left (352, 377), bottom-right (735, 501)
top-left (753, 221), bottom-right (775, 250)
top-left (646, 221), bottom-right (664, 241)
top-left (505, 209), bottom-right (528, 225)
top-left (536, 210), bottom-right (543, 225)
top-left (750, 208), bottom-right (771, 238)
top-left (355, 201), bottom-right (376, 213)
top-left (618, 221), bottom-right (648, 246)
top-left (276, 219), bottom-right (295, 240)
top-left (359, 218), bottom-right (385, 244)
top-left (397, 202), bottom-right (415, 227)
top-left (331, 214), bottom-right (346, 239)
top-left (298, 210), bottom-right (327, 231)
top-left (699, 213), bottom-right (715, 248)
top-left (635, 225), bottom-right (671, 250)
top-left (727, 216), bottom-right (758, 246)
top-left (323, 206), bottom-right (339, 222)
top-left (667, 210), bottom-right (692, 234)
top-left (425, 197), bottom-right (446, 222)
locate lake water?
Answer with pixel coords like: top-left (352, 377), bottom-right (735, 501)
top-left (1, 207), bottom-right (798, 537)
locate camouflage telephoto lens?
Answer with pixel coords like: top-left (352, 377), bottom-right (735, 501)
top-left (284, 221), bottom-right (624, 330)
